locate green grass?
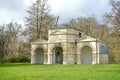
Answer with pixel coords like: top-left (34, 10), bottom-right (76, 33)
top-left (0, 63), bottom-right (120, 80)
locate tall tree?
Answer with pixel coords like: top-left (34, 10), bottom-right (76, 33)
top-left (104, 0), bottom-right (120, 45)
top-left (104, 0), bottom-right (120, 63)
top-left (105, 0), bottom-right (120, 30)
top-left (25, 0), bottom-right (54, 41)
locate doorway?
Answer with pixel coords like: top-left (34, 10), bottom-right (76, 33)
top-left (81, 46), bottom-right (93, 64)
top-left (35, 47), bottom-right (44, 64)
top-left (53, 47), bottom-right (63, 64)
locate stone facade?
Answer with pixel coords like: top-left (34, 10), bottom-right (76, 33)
top-left (31, 28), bottom-right (109, 64)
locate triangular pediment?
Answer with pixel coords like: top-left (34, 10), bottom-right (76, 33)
top-left (77, 36), bottom-right (97, 42)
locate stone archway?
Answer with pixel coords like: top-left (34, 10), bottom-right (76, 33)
top-left (35, 47), bottom-right (44, 64)
top-left (53, 47), bottom-right (63, 64)
top-left (80, 46), bottom-right (93, 64)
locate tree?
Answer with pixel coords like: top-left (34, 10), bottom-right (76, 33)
top-left (111, 0), bottom-right (120, 29)
top-left (105, 0), bottom-right (120, 45)
top-left (69, 16), bottom-right (99, 37)
top-left (6, 22), bottom-right (23, 55)
top-left (105, 0), bottom-right (120, 30)
top-left (97, 24), bottom-right (110, 42)
top-left (0, 26), bottom-right (9, 61)
top-left (104, 0), bottom-right (120, 63)
top-left (25, 0), bottom-right (54, 41)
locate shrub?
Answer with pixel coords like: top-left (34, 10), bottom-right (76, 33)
top-left (19, 56), bottom-right (30, 62)
top-left (1, 55), bottom-right (30, 63)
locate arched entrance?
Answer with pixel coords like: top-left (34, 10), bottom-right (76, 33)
top-left (53, 47), bottom-right (63, 64)
top-left (80, 46), bottom-right (93, 64)
top-left (35, 47), bottom-right (44, 64)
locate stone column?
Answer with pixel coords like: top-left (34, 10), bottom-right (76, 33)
top-left (63, 52), bottom-right (67, 64)
top-left (77, 53), bottom-right (81, 64)
top-left (92, 52), bottom-right (97, 64)
top-left (31, 53), bottom-right (36, 64)
top-left (48, 54), bottom-right (52, 64)
top-left (44, 54), bottom-right (48, 64)
top-left (97, 53), bottom-right (100, 64)
top-left (31, 45), bottom-right (37, 64)
top-left (76, 43), bottom-right (81, 64)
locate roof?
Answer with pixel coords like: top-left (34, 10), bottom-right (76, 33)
top-left (76, 36), bottom-right (96, 42)
top-left (48, 27), bottom-right (83, 32)
top-left (76, 36), bottom-right (105, 43)
top-left (31, 39), bottom-right (47, 45)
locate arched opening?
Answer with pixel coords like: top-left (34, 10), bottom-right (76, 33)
top-left (81, 46), bottom-right (93, 64)
top-left (35, 47), bottom-right (44, 64)
top-left (53, 47), bottom-right (63, 64)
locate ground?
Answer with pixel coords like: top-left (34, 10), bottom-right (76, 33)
top-left (0, 63), bottom-right (120, 80)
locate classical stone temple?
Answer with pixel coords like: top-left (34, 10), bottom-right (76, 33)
top-left (31, 28), bottom-right (109, 64)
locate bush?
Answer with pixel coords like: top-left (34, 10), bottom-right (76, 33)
top-left (19, 56), bottom-right (30, 62)
top-left (1, 55), bottom-right (30, 63)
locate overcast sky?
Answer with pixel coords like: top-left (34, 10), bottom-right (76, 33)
top-left (0, 0), bottom-right (111, 25)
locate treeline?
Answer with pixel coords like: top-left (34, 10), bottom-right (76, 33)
top-left (0, 22), bottom-right (31, 62)
top-left (0, 0), bottom-right (120, 63)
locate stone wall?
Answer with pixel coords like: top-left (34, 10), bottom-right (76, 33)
top-left (99, 54), bottom-right (109, 64)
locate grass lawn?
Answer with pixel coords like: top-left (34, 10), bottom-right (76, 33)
top-left (0, 63), bottom-right (120, 80)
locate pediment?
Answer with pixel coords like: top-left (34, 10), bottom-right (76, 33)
top-left (77, 36), bottom-right (97, 42)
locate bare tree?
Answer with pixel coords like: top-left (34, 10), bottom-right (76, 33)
top-left (25, 0), bottom-right (54, 41)
top-left (6, 22), bottom-right (23, 55)
top-left (0, 26), bottom-right (9, 61)
top-left (104, 0), bottom-right (120, 44)
top-left (98, 24), bottom-right (111, 42)
top-left (104, 0), bottom-right (120, 63)
top-left (105, 0), bottom-right (120, 29)
top-left (69, 16), bottom-right (98, 37)
top-left (0, 21), bottom-right (25, 57)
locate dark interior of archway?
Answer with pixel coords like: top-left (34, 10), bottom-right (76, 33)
top-left (54, 47), bottom-right (63, 64)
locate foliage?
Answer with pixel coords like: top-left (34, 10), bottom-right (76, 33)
top-left (105, 0), bottom-right (120, 34)
top-left (0, 64), bottom-right (120, 80)
top-left (68, 16), bottom-right (111, 42)
top-left (104, 0), bottom-right (120, 63)
top-left (7, 22), bottom-right (23, 55)
top-left (0, 26), bottom-right (10, 61)
top-left (1, 55), bottom-right (30, 63)
top-left (0, 21), bottom-right (31, 62)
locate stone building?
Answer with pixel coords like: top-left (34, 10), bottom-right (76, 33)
top-left (31, 28), bottom-right (109, 64)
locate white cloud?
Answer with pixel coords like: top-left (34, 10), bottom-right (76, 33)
top-left (0, 0), bottom-right (111, 25)
top-left (49, 0), bottom-right (86, 15)
top-left (49, 0), bottom-right (111, 23)
top-left (0, 0), bottom-right (29, 25)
